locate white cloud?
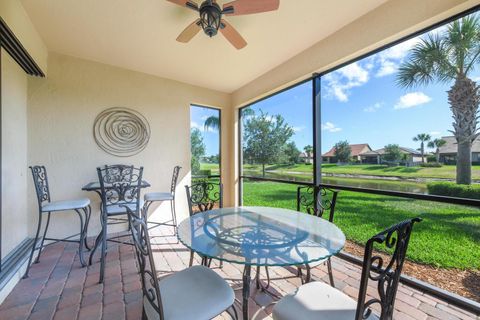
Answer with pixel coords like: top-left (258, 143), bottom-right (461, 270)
top-left (363, 102), bottom-right (383, 113)
top-left (190, 121), bottom-right (201, 129)
top-left (429, 131), bottom-right (442, 136)
top-left (375, 37), bottom-right (420, 77)
top-left (323, 62), bottom-right (369, 102)
top-left (321, 122), bottom-right (342, 133)
top-left (394, 92), bottom-right (431, 110)
top-left (292, 126), bottom-right (305, 132)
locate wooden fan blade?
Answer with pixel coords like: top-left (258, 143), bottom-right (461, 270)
top-left (223, 0), bottom-right (279, 16)
top-left (166, 0), bottom-right (198, 11)
top-left (220, 19), bottom-right (247, 49)
top-left (177, 19), bottom-right (201, 43)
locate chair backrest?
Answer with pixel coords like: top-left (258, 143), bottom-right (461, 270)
top-left (96, 164), bottom-right (143, 216)
top-left (30, 166), bottom-right (51, 209)
top-left (170, 166), bottom-right (182, 196)
top-left (185, 180), bottom-right (223, 216)
top-left (355, 217), bottom-right (421, 320)
top-left (296, 185), bottom-right (339, 222)
top-left (125, 205), bottom-right (164, 319)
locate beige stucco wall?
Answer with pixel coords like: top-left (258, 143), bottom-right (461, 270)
top-left (0, 0), bottom-right (48, 74)
top-left (27, 53), bottom-right (231, 239)
top-left (1, 50), bottom-right (30, 259)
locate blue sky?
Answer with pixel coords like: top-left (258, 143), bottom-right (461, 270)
top-left (190, 105), bottom-right (221, 156)
top-left (192, 14), bottom-right (480, 155)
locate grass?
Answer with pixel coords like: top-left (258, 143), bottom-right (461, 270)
top-left (242, 180), bottom-right (480, 270)
top-left (242, 163), bottom-right (480, 180)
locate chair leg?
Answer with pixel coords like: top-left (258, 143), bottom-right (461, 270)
top-left (305, 264), bottom-right (312, 283)
top-left (23, 212), bottom-right (43, 279)
top-left (327, 258), bottom-right (335, 287)
top-left (170, 199), bottom-right (177, 235)
top-left (75, 209), bottom-right (87, 267)
top-left (142, 306), bottom-right (148, 320)
top-left (226, 305), bottom-right (239, 320)
top-left (34, 212), bottom-right (51, 264)
top-left (189, 250), bottom-right (194, 267)
top-left (99, 212), bottom-right (108, 283)
top-left (89, 229), bottom-right (103, 265)
top-left (83, 206), bottom-right (92, 251)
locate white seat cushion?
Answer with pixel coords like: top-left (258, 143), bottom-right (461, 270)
top-left (106, 203), bottom-right (141, 215)
top-left (273, 281), bottom-right (377, 320)
top-left (144, 265), bottom-right (235, 320)
top-left (145, 192), bottom-right (173, 202)
top-left (42, 198), bottom-right (90, 212)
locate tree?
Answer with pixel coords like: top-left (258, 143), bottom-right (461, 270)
top-left (243, 111), bottom-right (294, 177)
top-left (428, 138), bottom-right (447, 163)
top-left (383, 144), bottom-right (403, 164)
top-left (412, 133), bottom-right (431, 163)
top-left (397, 16), bottom-right (480, 184)
top-left (203, 115), bottom-right (220, 132)
top-left (190, 128), bottom-right (205, 175)
top-left (303, 145), bottom-right (313, 164)
top-left (334, 140), bottom-right (352, 163)
top-left (282, 141), bottom-right (301, 164)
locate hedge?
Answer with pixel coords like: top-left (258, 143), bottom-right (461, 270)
top-left (427, 182), bottom-right (480, 199)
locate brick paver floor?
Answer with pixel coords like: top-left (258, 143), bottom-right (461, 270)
top-left (0, 225), bottom-right (478, 320)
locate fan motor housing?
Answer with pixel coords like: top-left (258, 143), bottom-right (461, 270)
top-left (199, 1), bottom-right (222, 37)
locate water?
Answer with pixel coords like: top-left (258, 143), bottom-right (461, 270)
top-left (243, 170), bottom-right (428, 194)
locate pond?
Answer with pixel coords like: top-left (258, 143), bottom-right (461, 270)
top-left (243, 170), bottom-right (428, 194)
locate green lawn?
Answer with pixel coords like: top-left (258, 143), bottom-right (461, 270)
top-left (242, 180), bottom-right (480, 270)
top-left (242, 163), bottom-right (480, 180)
top-left (199, 163), bottom-right (220, 174)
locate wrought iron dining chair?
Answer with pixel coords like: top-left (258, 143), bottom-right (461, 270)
top-left (272, 217), bottom-right (422, 320)
top-left (185, 180), bottom-right (223, 267)
top-left (89, 164), bottom-right (143, 283)
top-left (24, 166), bottom-right (91, 278)
top-left (123, 203), bottom-right (237, 320)
top-left (143, 166), bottom-right (181, 234)
top-left (296, 185), bottom-right (339, 285)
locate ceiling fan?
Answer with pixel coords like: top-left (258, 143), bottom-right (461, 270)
top-left (167, 0), bottom-right (280, 49)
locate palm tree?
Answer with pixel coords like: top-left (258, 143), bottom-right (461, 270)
top-left (397, 15), bottom-right (480, 184)
top-left (303, 145), bottom-right (313, 164)
top-left (203, 115), bottom-right (220, 131)
top-left (412, 133), bottom-right (431, 163)
top-left (428, 138), bottom-right (447, 163)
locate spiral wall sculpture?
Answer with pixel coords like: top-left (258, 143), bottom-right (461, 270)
top-left (93, 107), bottom-right (150, 157)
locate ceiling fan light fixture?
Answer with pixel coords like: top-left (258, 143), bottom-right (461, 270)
top-left (199, 1), bottom-right (222, 37)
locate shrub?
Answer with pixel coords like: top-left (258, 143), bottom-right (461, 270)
top-left (426, 155), bottom-right (437, 163)
top-left (420, 162), bottom-right (443, 167)
top-left (197, 169), bottom-right (212, 177)
top-left (427, 182), bottom-right (480, 199)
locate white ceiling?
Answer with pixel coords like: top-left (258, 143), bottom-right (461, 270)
top-left (21, 0), bottom-right (388, 93)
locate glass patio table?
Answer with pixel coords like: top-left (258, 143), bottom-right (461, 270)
top-left (177, 206), bottom-right (346, 320)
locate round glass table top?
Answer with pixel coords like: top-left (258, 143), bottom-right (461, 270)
top-left (177, 206), bottom-right (345, 266)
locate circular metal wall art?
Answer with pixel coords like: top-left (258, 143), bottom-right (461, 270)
top-left (94, 107), bottom-right (150, 157)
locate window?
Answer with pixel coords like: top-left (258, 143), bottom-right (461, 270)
top-left (240, 81), bottom-right (313, 183)
top-left (190, 105), bottom-right (221, 179)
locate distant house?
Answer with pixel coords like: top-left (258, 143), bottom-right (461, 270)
top-left (322, 144), bottom-right (372, 163)
top-left (360, 147), bottom-right (422, 165)
top-left (438, 136), bottom-right (480, 164)
top-left (299, 152), bottom-right (313, 164)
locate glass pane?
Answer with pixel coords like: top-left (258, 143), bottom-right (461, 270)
top-left (190, 105), bottom-right (221, 178)
top-left (241, 81), bottom-right (313, 183)
top-left (320, 11), bottom-right (480, 200)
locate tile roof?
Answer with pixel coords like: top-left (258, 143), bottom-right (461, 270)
top-left (323, 143), bottom-right (371, 157)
